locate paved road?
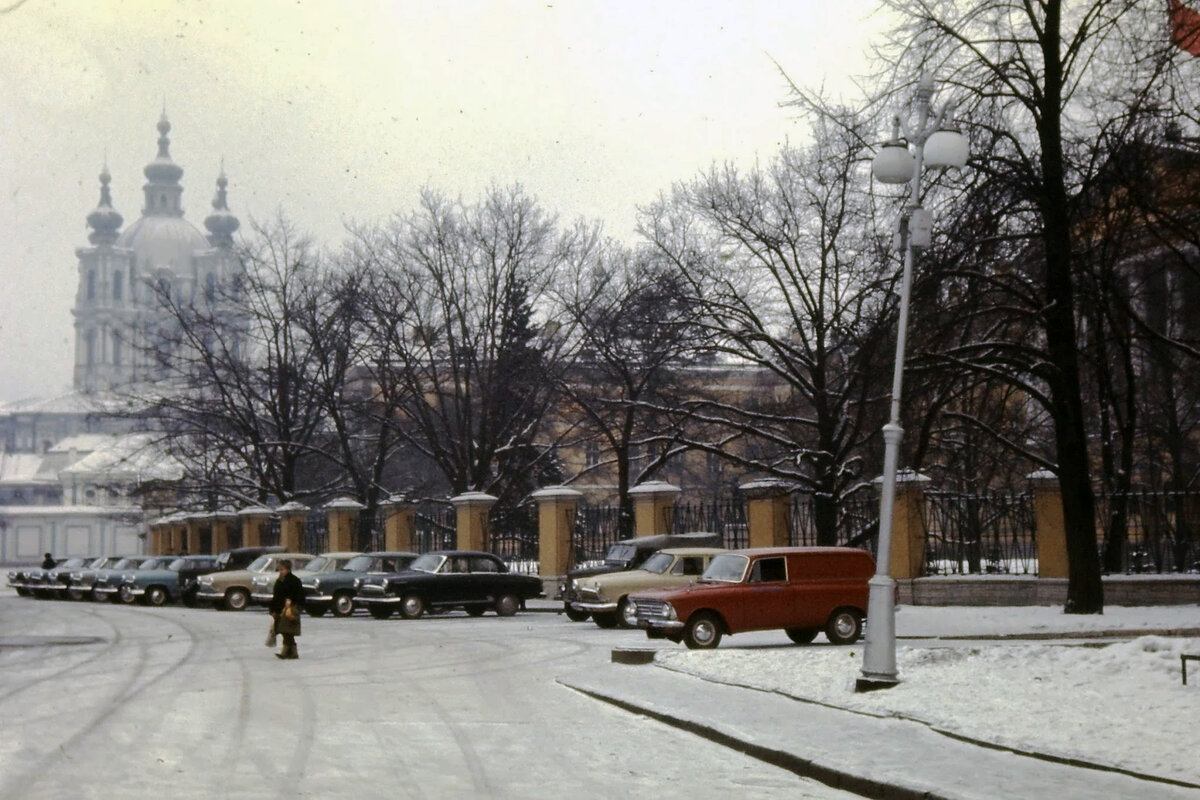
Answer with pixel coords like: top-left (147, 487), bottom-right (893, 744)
top-left (0, 596), bottom-right (854, 799)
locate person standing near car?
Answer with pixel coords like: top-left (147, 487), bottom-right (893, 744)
top-left (269, 559), bottom-right (305, 660)
top-left (41, 553), bottom-right (55, 569)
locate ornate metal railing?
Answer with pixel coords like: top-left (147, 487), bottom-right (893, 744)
top-left (490, 503), bottom-right (539, 574)
top-left (413, 500), bottom-right (456, 552)
top-left (672, 499), bottom-right (749, 549)
top-left (923, 491), bottom-right (1036, 575)
top-left (304, 508), bottom-right (329, 555)
top-left (1096, 490), bottom-right (1200, 574)
top-left (790, 488), bottom-right (878, 552)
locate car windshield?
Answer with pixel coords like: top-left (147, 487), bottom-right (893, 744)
top-left (410, 554), bottom-right (445, 573)
top-left (342, 555), bottom-right (375, 571)
top-left (605, 544), bottom-right (637, 564)
top-left (87, 557), bottom-right (109, 568)
top-left (61, 557), bottom-right (88, 569)
top-left (246, 555), bottom-right (273, 571)
top-left (111, 558), bottom-right (139, 570)
top-left (140, 558), bottom-right (170, 570)
top-left (167, 558), bottom-right (187, 571)
top-left (702, 554), bottom-right (749, 583)
top-left (305, 556), bottom-right (331, 572)
top-left (641, 553), bottom-right (674, 574)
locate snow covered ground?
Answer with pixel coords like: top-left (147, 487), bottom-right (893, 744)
top-left (656, 605), bottom-right (1200, 787)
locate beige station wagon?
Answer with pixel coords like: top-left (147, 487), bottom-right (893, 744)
top-left (193, 552), bottom-right (313, 611)
top-left (570, 547), bottom-right (725, 629)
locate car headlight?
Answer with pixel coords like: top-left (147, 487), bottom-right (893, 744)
top-left (311, 579), bottom-right (321, 591)
top-left (70, 572), bottom-right (82, 580)
top-left (353, 577), bottom-right (362, 589)
top-left (122, 573), bottom-right (135, 583)
top-left (198, 576), bottom-right (213, 586)
top-left (664, 603), bottom-right (678, 621)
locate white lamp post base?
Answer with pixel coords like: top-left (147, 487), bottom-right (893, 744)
top-left (856, 574), bottom-right (899, 692)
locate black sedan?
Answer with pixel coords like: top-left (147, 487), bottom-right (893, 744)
top-left (355, 550), bottom-right (543, 620)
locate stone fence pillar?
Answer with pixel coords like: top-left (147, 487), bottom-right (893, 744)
top-left (381, 495), bottom-right (416, 552)
top-left (451, 492), bottom-right (497, 552)
top-left (741, 479), bottom-right (793, 549)
top-left (185, 513), bottom-right (206, 555)
top-left (148, 518), bottom-right (167, 555)
top-left (276, 501), bottom-right (309, 552)
top-left (238, 506), bottom-right (273, 548)
top-left (1029, 470), bottom-right (1068, 579)
top-left (325, 497), bottom-right (365, 552)
top-left (629, 481), bottom-right (680, 537)
top-left (876, 469), bottom-right (930, 580)
top-left (210, 508), bottom-right (236, 554)
top-left (166, 514), bottom-right (187, 555)
top-left (532, 486), bottom-right (583, 577)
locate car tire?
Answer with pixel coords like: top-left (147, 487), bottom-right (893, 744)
top-left (786, 627), bottom-right (820, 645)
top-left (465, 605), bottom-right (486, 617)
top-left (592, 612), bottom-right (619, 629)
top-left (618, 597), bottom-right (637, 628)
top-left (224, 588), bottom-right (249, 611)
top-left (144, 586), bottom-right (168, 607)
top-left (683, 612), bottom-right (723, 650)
top-left (494, 593), bottom-right (520, 617)
top-left (825, 608), bottom-right (863, 645)
top-left (564, 604), bottom-right (590, 622)
top-left (331, 593), bottom-right (355, 618)
top-left (119, 586), bottom-right (138, 604)
top-left (368, 605), bottom-right (393, 620)
top-left (400, 595), bottom-right (426, 620)
top-left (90, 587), bottom-right (106, 602)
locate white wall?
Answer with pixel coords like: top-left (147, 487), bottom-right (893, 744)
top-left (0, 506), bottom-right (145, 562)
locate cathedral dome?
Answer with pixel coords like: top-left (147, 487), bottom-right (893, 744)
top-left (115, 215), bottom-right (209, 271)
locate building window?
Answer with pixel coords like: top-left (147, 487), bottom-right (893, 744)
top-left (113, 270), bottom-right (122, 301)
top-left (585, 442), bottom-right (602, 469)
top-left (87, 270), bottom-right (96, 300)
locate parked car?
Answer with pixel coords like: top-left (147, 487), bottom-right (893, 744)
top-left (250, 552), bottom-right (362, 605)
top-left (303, 551), bottom-right (419, 617)
top-left (29, 556), bottom-right (92, 598)
top-left (117, 555), bottom-right (220, 606)
top-left (213, 545), bottom-right (285, 572)
top-left (630, 547), bottom-right (874, 649)
top-left (193, 552), bottom-right (314, 611)
top-left (90, 556), bottom-right (175, 602)
top-left (356, 550), bottom-right (544, 619)
top-left (176, 556), bottom-right (222, 606)
top-left (68, 555), bottom-right (154, 601)
top-left (8, 559), bottom-right (62, 596)
top-left (558, 532), bottom-right (723, 621)
top-left (569, 547), bottom-right (725, 628)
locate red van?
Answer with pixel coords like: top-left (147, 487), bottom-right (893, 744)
top-left (629, 547), bottom-right (874, 649)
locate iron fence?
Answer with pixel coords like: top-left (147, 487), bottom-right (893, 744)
top-left (228, 520), bottom-right (243, 550)
top-left (263, 516), bottom-right (281, 547)
top-left (304, 508), bottom-right (329, 555)
top-left (572, 504), bottom-right (629, 567)
top-left (672, 499), bottom-right (749, 549)
top-left (923, 491), bottom-right (1036, 575)
top-left (1096, 490), bottom-right (1200, 574)
top-left (490, 503), bottom-right (539, 574)
top-left (789, 489), bottom-right (878, 552)
top-left (414, 500), bottom-right (456, 552)
top-left (358, 508), bottom-right (383, 552)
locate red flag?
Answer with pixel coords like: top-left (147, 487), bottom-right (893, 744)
top-left (1171, 0), bottom-right (1200, 56)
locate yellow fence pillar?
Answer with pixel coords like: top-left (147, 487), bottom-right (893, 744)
top-left (885, 470), bottom-right (931, 580)
top-left (210, 510), bottom-right (236, 555)
top-left (1029, 470), bottom-right (1068, 579)
top-left (325, 497), bottom-right (365, 553)
top-left (450, 492), bottom-right (497, 552)
top-left (382, 496), bottom-right (416, 552)
top-left (629, 481), bottom-right (681, 537)
top-left (276, 501), bottom-right (309, 552)
top-left (741, 479), bottom-right (793, 549)
top-left (532, 485), bottom-right (583, 577)
top-left (185, 515), bottom-right (205, 556)
top-left (237, 506), bottom-right (273, 548)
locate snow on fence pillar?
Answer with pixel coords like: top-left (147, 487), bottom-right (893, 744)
top-left (740, 479), bottom-right (794, 549)
top-left (276, 501), bottom-right (309, 552)
top-left (210, 508), bottom-right (237, 554)
top-left (237, 506), bottom-right (273, 548)
top-left (1029, 470), bottom-right (1067, 579)
top-left (325, 497), bottom-right (365, 552)
top-left (874, 469), bottom-right (930, 580)
top-left (630, 481), bottom-right (681, 537)
top-left (532, 485), bottom-right (583, 577)
top-left (450, 492), bottom-right (497, 552)
top-left (381, 495), bottom-right (416, 552)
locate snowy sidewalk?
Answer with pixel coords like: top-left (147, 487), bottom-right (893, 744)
top-left (559, 662), bottom-right (1200, 800)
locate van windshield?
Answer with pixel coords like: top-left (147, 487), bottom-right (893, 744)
top-left (702, 554), bottom-right (748, 583)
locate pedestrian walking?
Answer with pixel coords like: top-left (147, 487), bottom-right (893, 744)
top-left (41, 553), bottom-right (55, 569)
top-left (268, 559), bottom-right (305, 660)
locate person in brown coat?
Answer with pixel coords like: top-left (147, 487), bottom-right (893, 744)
top-left (268, 559), bottom-right (305, 660)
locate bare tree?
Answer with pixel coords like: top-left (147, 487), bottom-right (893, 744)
top-left (641, 119), bottom-right (895, 545)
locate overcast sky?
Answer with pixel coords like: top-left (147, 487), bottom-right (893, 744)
top-left (0, 0), bottom-right (888, 402)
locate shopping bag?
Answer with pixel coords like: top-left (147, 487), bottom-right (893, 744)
top-left (265, 619), bottom-right (278, 647)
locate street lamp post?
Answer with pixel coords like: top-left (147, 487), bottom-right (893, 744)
top-left (857, 76), bottom-right (967, 692)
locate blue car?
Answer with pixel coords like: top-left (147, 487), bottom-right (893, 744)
top-left (116, 555), bottom-right (220, 606)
